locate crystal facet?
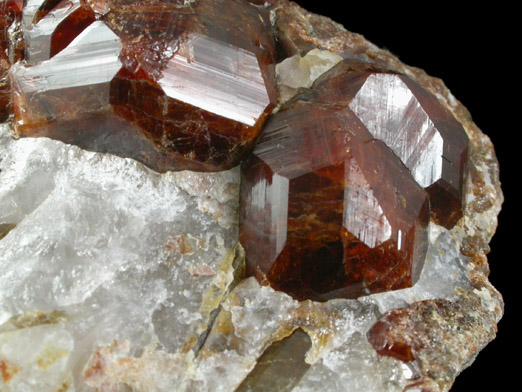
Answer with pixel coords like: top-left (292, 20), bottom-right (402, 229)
top-left (10, 0), bottom-right (277, 172)
top-left (23, 0), bottom-right (96, 64)
top-left (314, 60), bottom-right (469, 228)
top-left (240, 100), bottom-right (430, 301)
top-left (0, 1), bottom-right (502, 390)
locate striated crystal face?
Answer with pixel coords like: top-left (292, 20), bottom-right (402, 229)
top-left (22, 0), bottom-right (96, 64)
top-left (240, 101), bottom-right (430, 301)
top-left (314, 60), bottom-right (469, 228)
top-left (10, 0), bottom-right (277, 172)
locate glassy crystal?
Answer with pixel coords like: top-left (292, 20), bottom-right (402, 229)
top-left (314, 60), bottom-right (469, 228)
top-left (240, 101), bottom-right (430, 301)
top-left (10, 0), bottom-right (277, 172)
top-left (1, 0), bottom-right (22, 121)
top-left (23, 0), bottom-right (96, 64)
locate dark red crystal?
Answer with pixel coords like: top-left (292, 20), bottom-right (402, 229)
top-left (10, 0), bottom-right (277, 172)
top-left (49, 1), bottom-right (96, 58)
top-left (240, 100), bottom-right (430, 301)
top-left (313, 60), bottom-right (469, 228)
top-left (0, 49), bottom-right (10, 121)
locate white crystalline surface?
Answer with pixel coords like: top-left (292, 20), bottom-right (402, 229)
top-left (0, 123), bottom-right (240, 391)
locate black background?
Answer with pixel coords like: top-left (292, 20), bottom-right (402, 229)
top-left (295, 1), bottom-right (514, 391)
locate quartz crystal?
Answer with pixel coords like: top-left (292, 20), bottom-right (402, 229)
top-left (9, 0), bottom-right (277, 172)
top-left (240, 99), bottom-right (430, 301)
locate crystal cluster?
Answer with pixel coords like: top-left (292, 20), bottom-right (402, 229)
top-left (8, 0), bottom-right (277, 171)
top-left (3, 0), bottom-right (471, 302)
top-left (240, 59), bottom-right (469, 300)
top-left (0, 1), bottom-right (502, 391)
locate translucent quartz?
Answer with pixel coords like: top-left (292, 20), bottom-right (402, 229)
top-left (314, 60), bottom-right (469, 228)
top-left (10, 0), bottom-right (277, 172)
top-left (240, 101), bottom-right (430, 301)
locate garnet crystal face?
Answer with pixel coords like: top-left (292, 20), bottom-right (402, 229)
top-left (314, 61), bottom-right (469, 229)
top-left (239, 59), bottom-right (470, 301)
top-left (240, 101), bottom-right (430, 301)
top-left (9, 0), bottom-right (277, 172)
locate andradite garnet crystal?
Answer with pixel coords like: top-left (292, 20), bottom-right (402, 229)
top-left (9, 0), bottom-right (277, 172)
top-left (240, 59), bottom-right (469, 301)
top-left (240, 99), bottom-right (430, 301)
top-left (313, 61), bottom-right (469, 229)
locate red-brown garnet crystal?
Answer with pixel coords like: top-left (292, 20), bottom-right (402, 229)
top-left (240, 59), bottom-right (470, 301)
top-left (240, 98), bottom-right (431, 301)
top-left (314, 61), bottom-right (469, 229)
top-left (9, 0), bottom-right (277, 171)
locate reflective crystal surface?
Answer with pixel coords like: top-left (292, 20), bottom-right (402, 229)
top-left (10, 0), bottom-right (277, 172)
top-left (314, 60), bottom-right (469, 228)
top-left (23, 0), bottom-right (96, 64)
top-left (0, 1), bottom-right (504, 390)
top-left (0, 0), bottom-right (22, 121)
top-left (240, 101), bottom-right (430, 301)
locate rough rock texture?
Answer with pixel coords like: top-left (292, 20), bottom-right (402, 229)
top-left (0, 122), bottom-right (242, 390)
top-left (0, 1), bottom-right (503, 391)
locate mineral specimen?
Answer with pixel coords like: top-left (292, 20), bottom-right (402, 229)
top-left (240, 100), bottom-right (430, 301)
top-left (0, 1), bottom-right (503, 391)
top-left (240, 56), bottom-right (470, 300)
top-left (313, 61), bottom-right (469, 229)
top-left (9, 0), bottom-right (277, 171)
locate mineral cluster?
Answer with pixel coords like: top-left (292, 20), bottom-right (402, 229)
top-left (0, 1), bottom-right (503, 391)
top-left (240, 59), bottom-right (470, 301)
top-left (7, 0), bottom-right (277, 171)
top-left (240, 99), bottom-right (431, 301)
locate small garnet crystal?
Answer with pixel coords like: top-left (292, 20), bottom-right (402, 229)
top-left (9, 0), bottom-right (277, 171)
